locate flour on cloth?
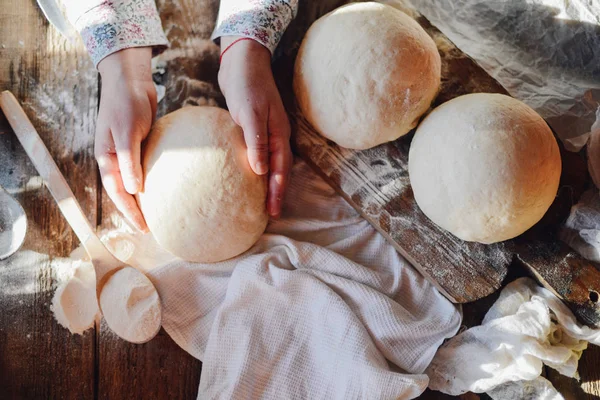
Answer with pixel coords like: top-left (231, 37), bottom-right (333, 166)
top-left (53, 159), bottom-right (461, 399)
top-left (426, 277), bottom-right (600, 398)
top-left (486, 377), bottom-right (564, 400)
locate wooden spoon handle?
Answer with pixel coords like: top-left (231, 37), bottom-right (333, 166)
top-left (0, 91), bottom-right (112, 265)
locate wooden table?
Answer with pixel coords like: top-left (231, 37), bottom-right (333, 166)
top-left (0, 1), bottom-right (598, 399)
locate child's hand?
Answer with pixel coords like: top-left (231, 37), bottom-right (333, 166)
top-left (96, 47), bottom-right (156, 232)
top-left (218, 36), bottom-right (293, 219)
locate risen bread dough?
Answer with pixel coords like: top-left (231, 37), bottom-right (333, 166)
top-left (408, 93), bottom-right (561, 244)
top-left (138, 107), bottom-right (268, 262)
top-left (293, 2), bottom-right (441, 150)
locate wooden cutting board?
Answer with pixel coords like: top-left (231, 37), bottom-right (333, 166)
top-left (272, 1), bottom-right (600, 327)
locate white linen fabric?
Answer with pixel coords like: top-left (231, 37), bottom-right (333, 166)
top-left (105, 159), bottom-right (462, 399)
top-left (426, 277), bottom-right (600, 398)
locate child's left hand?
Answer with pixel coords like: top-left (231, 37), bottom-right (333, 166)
top-left (218, 36), bottom-right (293, 219)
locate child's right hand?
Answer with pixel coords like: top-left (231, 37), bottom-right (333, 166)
top-left (96, 47), bottom-right (156, 232)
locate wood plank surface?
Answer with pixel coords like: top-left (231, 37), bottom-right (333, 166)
top-left (0, 0), bottom-right (598, 399)
top-left (273, 0), bottom-right (600, 328)
top-left (548, 345), bottom-right (600, 400)
top-left (0, 0), bottom-right (98, 398)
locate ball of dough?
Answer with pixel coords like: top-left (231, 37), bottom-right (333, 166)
top-left (138, 107), bottom-right (268, 262)
top-left (408, 93), bottom-right (561, 244)
top-left (293, 2), bottom-right (441, 150)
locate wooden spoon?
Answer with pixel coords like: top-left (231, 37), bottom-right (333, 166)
top-left (0, 90), bottom-right (162, 343)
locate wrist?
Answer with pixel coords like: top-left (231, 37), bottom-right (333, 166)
top-left (98, 47), bottom-right (153, 82)
top-left (219, 36), bottom-right (271, 66)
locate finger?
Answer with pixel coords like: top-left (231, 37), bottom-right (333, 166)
top-left (147, 84), bottom-right (158, 121)
top-left (237, 108), bottom-right (270, 176)
top-left (113, 122), bottom-right (145, 195)
top-left (267, 104), bottom-right (292, 218)
top-left (96, 147), bottom-right (149, 233)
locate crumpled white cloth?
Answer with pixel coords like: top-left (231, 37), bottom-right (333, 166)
top-left (104, 159), bottom-right (461, 399)
top-left (426, 277), bottom-right (600, 398)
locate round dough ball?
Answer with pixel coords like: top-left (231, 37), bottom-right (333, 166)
top-left (138, 107), bottom-right (268, 262)
top-left (408, 93), bottom-right (561, 244)
top-left (293, 2), bottom-right (441, 150)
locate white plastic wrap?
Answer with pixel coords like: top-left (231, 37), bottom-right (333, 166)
top-left (412, 0), bottom-right (600, 151)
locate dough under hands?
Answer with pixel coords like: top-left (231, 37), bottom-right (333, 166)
top-left (138, 106), bottom-right (268, 263)
top-left (293, 2), bottom-right (441, 150)
top-left (408, 93), bottom-right (562, 244)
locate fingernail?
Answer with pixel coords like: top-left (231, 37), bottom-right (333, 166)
top-left (255, 162), bottom-right (268, 175)
top-left (274, 174), bottom-right (284, 185)
top-left (131, 215), bottom-right (148, 233)
top-left (124, 176), bottom-right (140, 194)
top-left (137, 222), bottom-right (149, 233)
top-left (269, 201), bottom-right (282, 219)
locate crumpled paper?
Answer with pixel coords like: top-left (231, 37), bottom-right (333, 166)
top-left (562, 109), bottom-right (600, 259)
top-left (426, 277), bottom-right (600, 398)
top-left (561, 188), bottom-right (600, 262)
top-left (411, 0), bottom-right (600, 151)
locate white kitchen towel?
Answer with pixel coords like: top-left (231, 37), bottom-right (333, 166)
top-left (425, 277), bottom-right (600, 398)
top-left (104, 159), bottom-right (462, 399)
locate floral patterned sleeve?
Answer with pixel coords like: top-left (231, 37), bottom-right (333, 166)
top-left (211, 0), bottom-right (299, 56)
top-left (63, 0), bottom-right (169, 68)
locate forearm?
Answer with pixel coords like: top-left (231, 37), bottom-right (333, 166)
top-left (61, 0), bottom-right (169, 68)
top-left (211, 0), bottom-right (299, 56)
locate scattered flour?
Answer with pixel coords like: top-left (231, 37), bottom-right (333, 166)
top-left (51, 223), bottom-right (170, 339)
top-left (50, 260), bottom-right (99, 335)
